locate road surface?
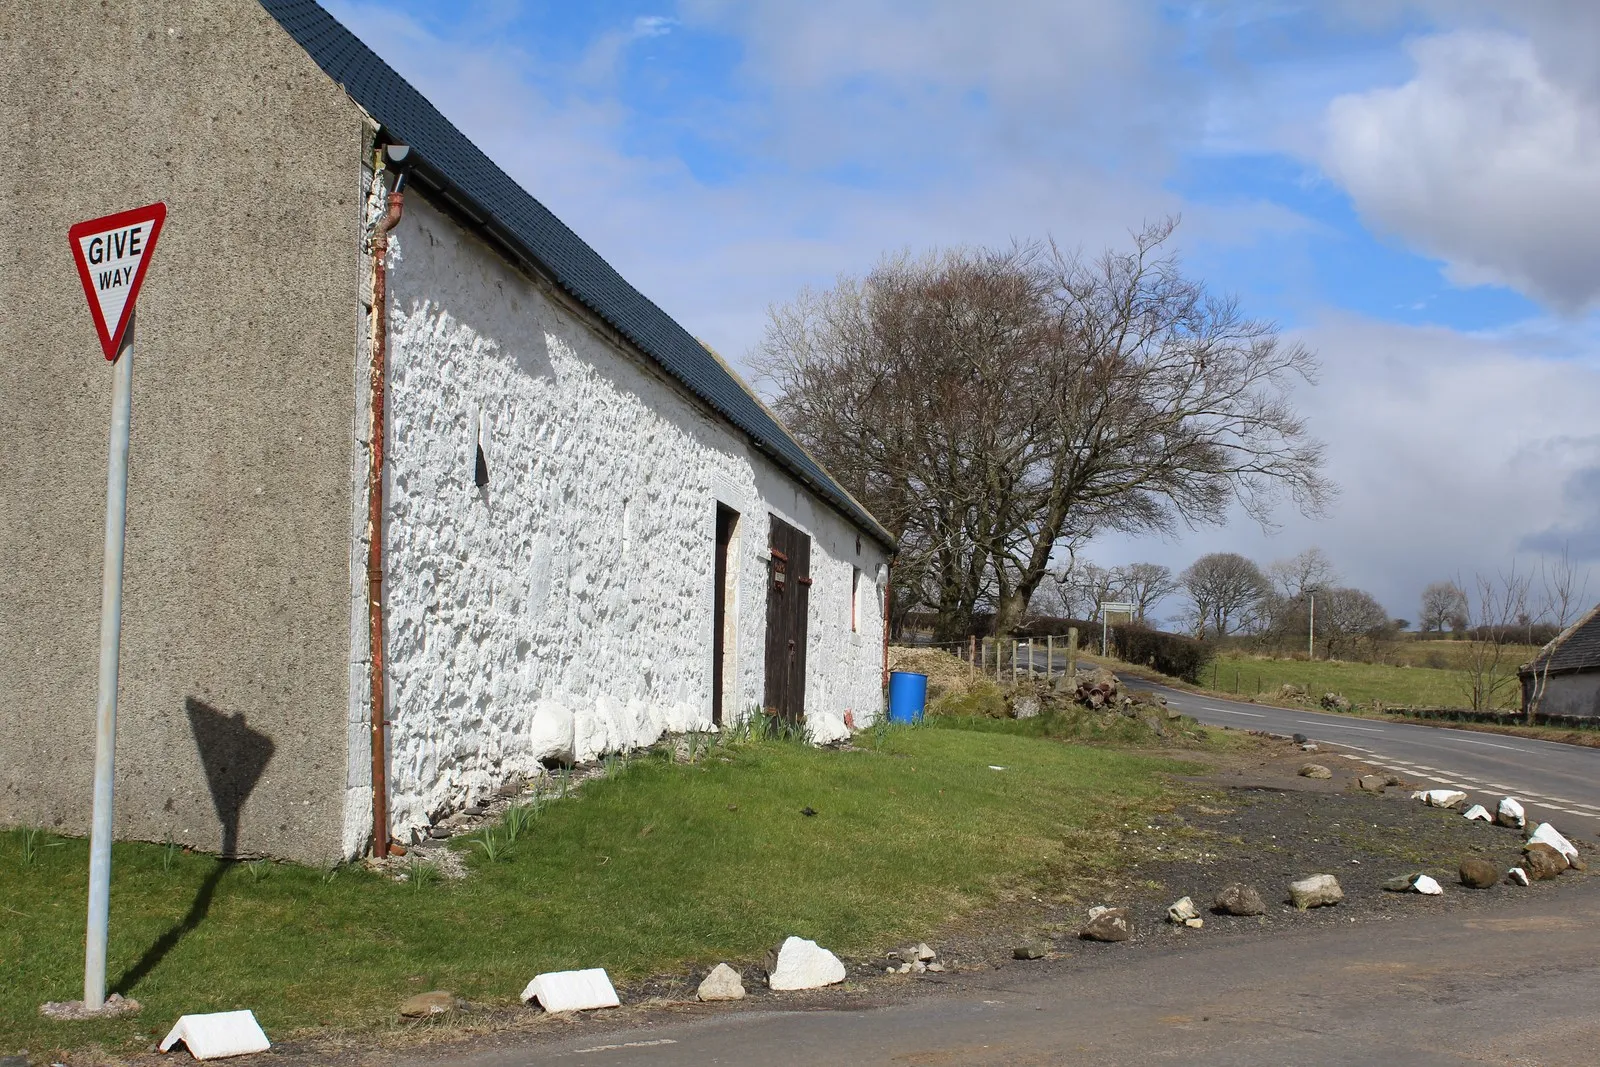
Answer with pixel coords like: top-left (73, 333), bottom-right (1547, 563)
top-left (1126, 673), bottom-right (1600, 829)
top-left (406, 881), bottom-right (1600, 1066)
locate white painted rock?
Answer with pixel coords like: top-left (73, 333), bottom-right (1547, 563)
top-left (1508, 867), bottom-right (1531, 886)
top-left (1497, 797), bottom-right (1527, 829)
top-left (1413, 789), bottom-right (1468, 808)
top-left (1413, 874), bottom-right (1444, 896)
top-left (1288, 874), bottom-right (1344, 909)
top-left (805, 711), bottom-right (851, 747)
top-left (1462, 804), bottom-right (1492, 822)
top-left (697, 963), bottom-right (745, 1002)
top-left (1166, 896), bottom-right (1199, 924)
top-left (528, 699), bottom-right (576, 764)
top-left (159, 1010), bottom-right (270, 1060)
top-left (1528, 823), bottom-right (1579, 864)
top-left (768, 936), bottom-right (847, 991)
top-left (520, 968), bottom-right (620, 1013)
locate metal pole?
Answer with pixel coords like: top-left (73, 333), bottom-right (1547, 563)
top-left (85, 318), bottom-right (134, 1011)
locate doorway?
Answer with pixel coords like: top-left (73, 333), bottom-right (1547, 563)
top-left (712, 504), bottom-right (738, 726)
top-left (762, 515), bottom-right (811, 724)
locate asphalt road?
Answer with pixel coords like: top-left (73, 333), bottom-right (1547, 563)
top-left (408, 882), bottom-right (1600, 1066)
top-left (1125, 673), bottom-right (1600, 831)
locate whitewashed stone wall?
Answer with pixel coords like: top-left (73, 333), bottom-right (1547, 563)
top-left (347, 194), bottom-right (888, 847)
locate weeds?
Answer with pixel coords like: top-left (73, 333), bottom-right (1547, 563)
top-left (161, 841), bottom-right (182, 875)
top-left (471, 827), bottom-right (513, 864)
top-left (406, 855), bottom-right (438, 892)
top-left (245, 859), bottom-right (273, 882)
top-left (502, 802), bottom-right (539, 844)
top-left (18, 829), bottom-right (62, 869)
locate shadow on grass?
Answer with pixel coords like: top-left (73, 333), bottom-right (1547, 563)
top-left (111, 697), bottom-right (273, 995)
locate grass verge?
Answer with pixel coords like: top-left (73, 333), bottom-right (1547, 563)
top-left (2, 725), bottom-right (1194, 1058)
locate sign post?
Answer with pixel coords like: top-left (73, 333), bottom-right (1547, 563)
top-left (1099, 600), bottom-right (1136, 658)
top-left (67, 202), bottom-right (166, 1012)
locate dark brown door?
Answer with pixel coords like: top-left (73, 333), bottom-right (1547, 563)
top-left (711, 504), bottom-right (738, 726)
top-left (763, 515), bottom-right (811, 724)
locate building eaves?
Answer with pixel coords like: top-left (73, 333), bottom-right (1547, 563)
top-left (1520, 601), bottom-right (1600, 677)
top-left (256, 0), bottom-right (895, 552)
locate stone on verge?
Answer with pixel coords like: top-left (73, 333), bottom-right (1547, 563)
top-left (521, 969), bottom-right (620, 1012)
top-left (1382, 874), bottom-right (1423, 892)
top-left (1301, 743), bottom-right (1320, 753)
top-left (1413, 874), bottom-right (1444, 896)
top-left (768, 936), bottom-right (846, 991)
top-left (1080, 907), bottom-right (1133, 942)
top-left (1184, 917), bottom-right (1204, 929)
top-left (1496, 797), bottom-right (1527, 829)
top-left (1462, 804), bottom-right (1492, 822)
top-left (697, 963), bottom-right (745, 1002)
top-left (1357, 775), bottom-right (1388, 793)
top-left (1528, 823), bottom-right (1579, 865)
top-left (399, 991), bottom-right (455, 1019)
top-left (1011, 694), bottom-right (1041, 719)
top-left (1459, 858), bottom-right (1499, 889)
top-left (1523, 843), bottom-right (1567, 881)
top-left (1013, 942), bottom-right (1047, 960)
top-left (915, 942), bottom-right (937, 962)
top-left (1288, 874), bottom-right (1344, 910)
top-left (1412, 789), bottom-right (1468, 809)
top-left (1166, 897), bottom-right (1199, 924)
top-left (805, 712), bottom-right (851, 747)
top-left (159, 1010), bottom-right (271, 1060)
top-left (1212, 883), bottom-right (1267, 916)
top-left (1508, 867), bottom-right (1531, 886)
top-left (1299, 764), bottom-right (1332, 779)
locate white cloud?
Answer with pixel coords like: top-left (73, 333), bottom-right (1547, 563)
top-left (1323, 29), bottom-right (1600, 311)
top-left (1092, 313), bottom-right (1600, 620)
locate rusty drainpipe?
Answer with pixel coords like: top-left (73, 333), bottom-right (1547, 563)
top-left (881, 557), bottom-right (894, 693)
top-left (368, 153), bottom-right (406, 858)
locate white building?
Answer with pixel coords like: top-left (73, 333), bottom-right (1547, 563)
top-left (0, 0), bottom-right (893, 863)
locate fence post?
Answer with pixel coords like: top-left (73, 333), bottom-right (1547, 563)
top-left (1047, 634), bottom-right (1054, 677)
top-left (969, 635), bottom-right (976, 681)
top-left (996, 638), bottom-right (1002, 683)
top-left (1012, 641), bottom-right (1019, 684)
top-left (1066, 627), bottom-right (1078, 681)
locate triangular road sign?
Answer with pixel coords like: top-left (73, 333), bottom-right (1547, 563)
top-left (69, 203), bottom-right (167, 361)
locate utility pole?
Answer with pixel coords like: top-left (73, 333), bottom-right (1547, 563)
top-left (1309, 592), bottom-right (1316, 660)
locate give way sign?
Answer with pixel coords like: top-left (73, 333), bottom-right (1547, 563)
top-left (69, 203), bottom-right (167, 360)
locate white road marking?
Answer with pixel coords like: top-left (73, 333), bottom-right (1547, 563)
top-left (1293, 720), bottom-right (1384, 733)
top-left (1203, 706), bottom-right (1265, 717)
top-left (573, 1040), bottom-right (679, 1053)
top-left (1445, 737), bottom-right (1530, 753)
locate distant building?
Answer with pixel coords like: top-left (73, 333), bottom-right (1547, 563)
top-left (1519, 605), bottom-right (1600, 718)
top-left (1, 0), bottom-right (893, 862)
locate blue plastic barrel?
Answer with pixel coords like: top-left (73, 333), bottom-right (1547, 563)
top-left (887, 671), bottom-right (929, 723)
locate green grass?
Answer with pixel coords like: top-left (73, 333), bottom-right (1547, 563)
top-left (0, 726), bottom-right (1191, 1058)
top-left (1199, 652), bottom-right (1518, 709)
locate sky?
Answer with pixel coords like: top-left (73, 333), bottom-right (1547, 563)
top-left (324, 0), bottom-right (1600, 627)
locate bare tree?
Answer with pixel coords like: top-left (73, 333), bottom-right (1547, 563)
top-left (1459, 567), bottom-right (1532, 711)
top-left (1267, 547), bottom-right (1337, 601)
top-left (1181, 553), bottom-right (1271, 639)
top-left (1419, 580), bottom-right (1468, 635)
top-left (1114, 562), bottom-right (1179, 624)
top-left (986, 220), bottom-right (1332, 638)
top-left (759, 220), bottom-right (1333, 643)
top-left (1317, 586), bottom-right (1393, 660)
top-left (1525, 546), bottom-right (1591, 721)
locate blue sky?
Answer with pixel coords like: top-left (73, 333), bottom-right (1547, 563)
top-left (326, 0), bottom-right (1600, 625)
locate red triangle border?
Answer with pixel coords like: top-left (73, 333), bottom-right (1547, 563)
top-left (68, 202), bottom-right (167, 361)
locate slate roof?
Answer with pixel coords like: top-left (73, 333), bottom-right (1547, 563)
top-left (1521, 603), bottom-right (1600, 677)
top-left (257, 0), bottom-right (893, 550)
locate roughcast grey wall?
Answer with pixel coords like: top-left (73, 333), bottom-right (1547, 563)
top-left (0, 1), bottom-right (365, 862)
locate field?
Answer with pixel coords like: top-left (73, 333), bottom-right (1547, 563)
top-left (1, 722), bottom-right (1195, 1059)
top-left (1200, 650), bottom-right (1526, 710)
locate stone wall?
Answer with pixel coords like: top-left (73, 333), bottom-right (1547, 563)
top-left (367, 193), bottom-right (889, 846)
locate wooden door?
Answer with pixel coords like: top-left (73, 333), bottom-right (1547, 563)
top-left (711, 504), bottom-right (737, 726)
top-left (763, 516), bottom-right (811, 724)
